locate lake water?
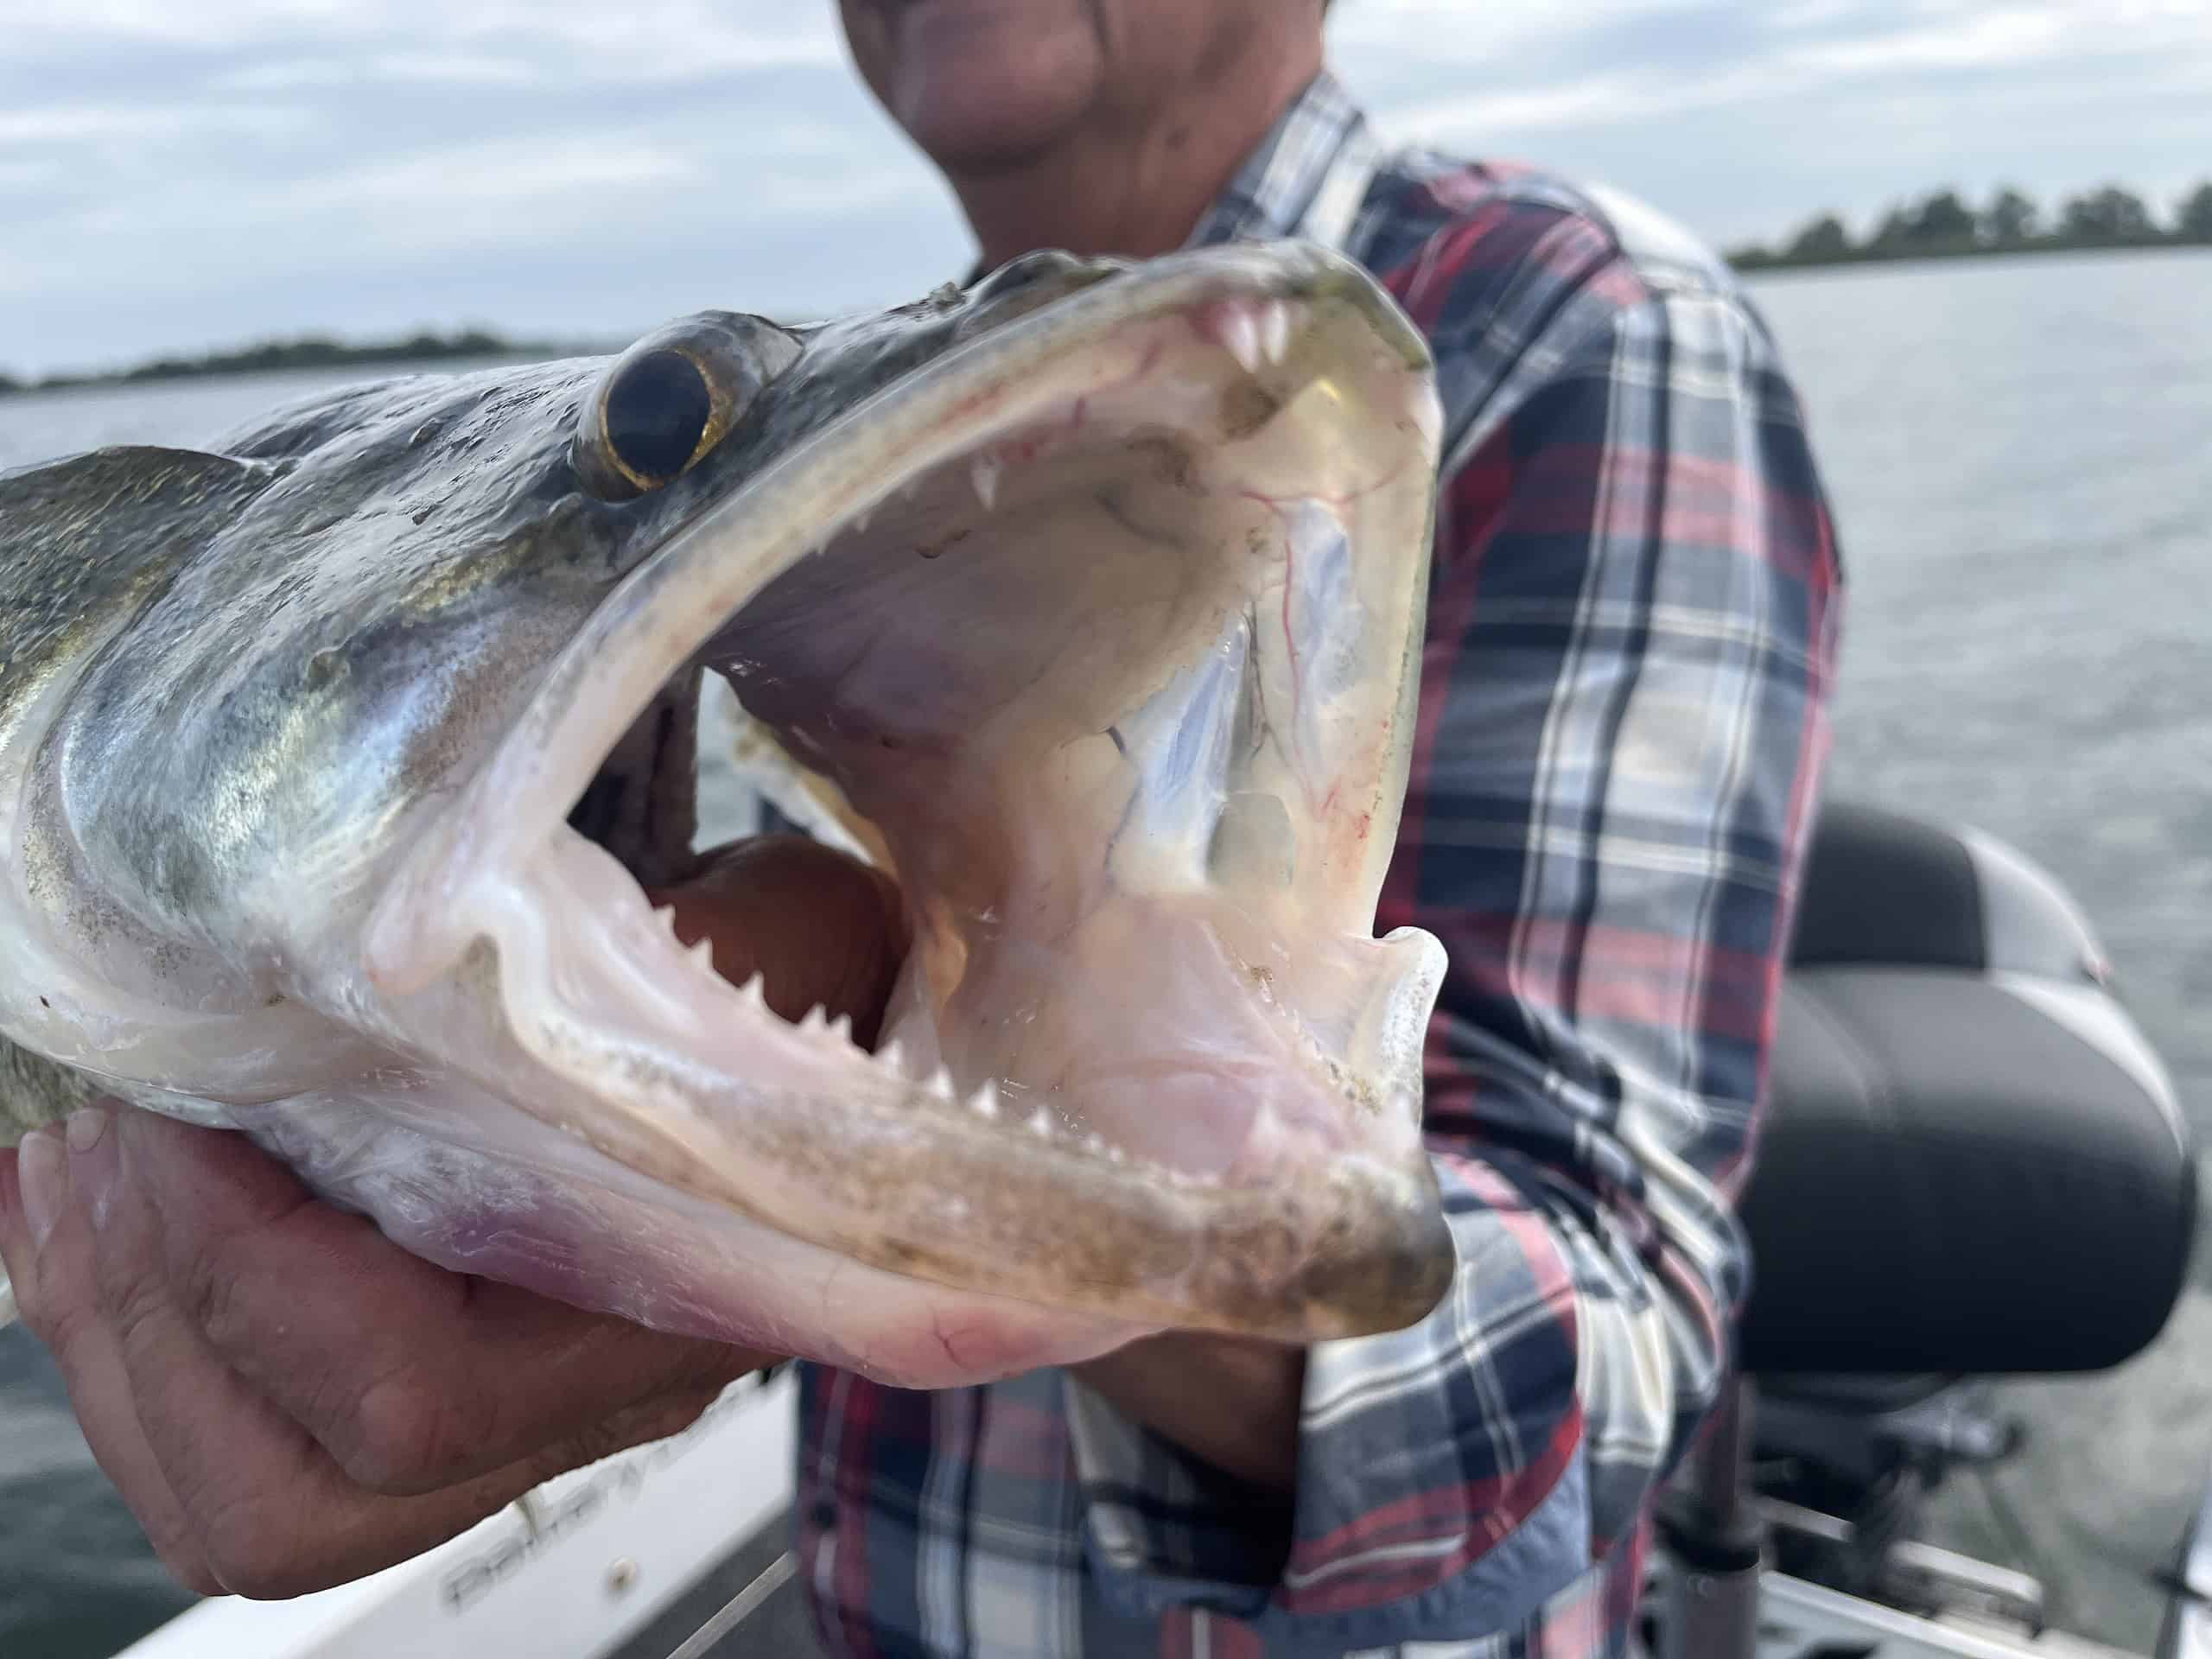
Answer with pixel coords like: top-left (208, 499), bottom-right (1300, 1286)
top-left (2, 248), bottom-right (2209, 1654)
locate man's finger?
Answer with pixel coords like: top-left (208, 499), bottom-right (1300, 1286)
top-left (65, 1109), bottom-right (592, 1594)
top-left (1, 1135), bottom-right (219, 1593)
top-left (22, 1118), bottom-right (737, 1599)
top-left (0, 1142), bottom-right (44, 1321)
top-left (101, 1108), bottom-right (768, 1497)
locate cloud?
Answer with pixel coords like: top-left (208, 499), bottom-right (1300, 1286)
top-left (2, 1), bottom-right (2208, 373)
top-left (1330, 0), bottom-right (2212, 238)
top-left (1351, 0), bottom-right (2202, 142)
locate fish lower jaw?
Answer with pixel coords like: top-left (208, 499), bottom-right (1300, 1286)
top-left (461, 819), bottom-right (1385, 1188)
top-left (454, 822), bottom-right (1171, 1173)
top-left (379, 818), bottom-right (1449, 1338)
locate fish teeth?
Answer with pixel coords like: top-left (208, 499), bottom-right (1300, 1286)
top-left (969, 1081), bottom-right (999, 1120)
top-left (1219, 305), bottom-right (1263, 376)
top-left (734, 971), bottom-right (767, 1008)
top-left (969, 454), bottom-right (1001, 512)
top-left (878, 1037), bottom-right (907, 1075)
top-left (827, 1011), bottom-right (855, 1045)
top-left (1082, 1132), bottom-right (1107, 1157)
top-left (926, 1065), bottom-right (957, 1101)
top-left (799, 1003), bottom-right (828, 1033)
top-left (1027, 1106), bottom-right (1055, 1138)
top-left (685, 937), bottom-right (716, 974)
top-left (1259, 299), bottom-right (1292, 365)
top-left (652, 904), bottom-right (677, 936)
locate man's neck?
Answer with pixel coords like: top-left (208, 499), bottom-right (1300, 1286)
top-left (953, 40), bottom-right (1324, 269)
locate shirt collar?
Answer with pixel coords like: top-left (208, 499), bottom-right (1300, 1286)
top-left (1183, 67), bottom-right (1379, 252)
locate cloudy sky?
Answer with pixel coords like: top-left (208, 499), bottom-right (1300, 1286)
top-left (4, 0), bottom-right (2209, 376)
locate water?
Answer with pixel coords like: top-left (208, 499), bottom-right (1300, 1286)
top-left (1749, 248), bottom-right (2212, 1654)
top-left (1, 248), bottom-right (2209, 1654)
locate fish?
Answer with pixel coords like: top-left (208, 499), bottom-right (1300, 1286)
top-left (0, 242), bottom-right (1452, 1385)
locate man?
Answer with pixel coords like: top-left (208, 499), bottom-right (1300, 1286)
top-left (0, 1), bottom-right (1840, 1653)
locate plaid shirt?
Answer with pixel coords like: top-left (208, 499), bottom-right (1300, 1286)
top-left (794, 70), bottom-right (1841, 1659)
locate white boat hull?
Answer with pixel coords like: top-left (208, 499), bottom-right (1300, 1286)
top-left (117, 1370), bottom-right (798, 1659)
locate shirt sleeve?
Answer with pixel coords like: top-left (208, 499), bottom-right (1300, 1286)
top-left (1065, 251), bottom-right (1844, 1649)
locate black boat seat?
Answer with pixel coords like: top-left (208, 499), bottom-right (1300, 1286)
top-left (1736, 804), bottom-right (2196, 1378)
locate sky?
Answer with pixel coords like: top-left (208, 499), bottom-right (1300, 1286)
top-left (3, 0), bottom-right (2209, 376)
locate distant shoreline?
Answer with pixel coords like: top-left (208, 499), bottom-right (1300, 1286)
top-left (0, 329), bottom-right (601, 399)
top-left (1730, 233), bottom-right (2209, 276)
top-left (6, 231), bottom-right (2208, 393)
top-left (1730, 177), bottom-right (2210, 273)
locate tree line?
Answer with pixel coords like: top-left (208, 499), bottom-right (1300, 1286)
top-left (0, 328), bottom-right (568, 398)
top-left (1731, 179), bottom-right (2212, 270)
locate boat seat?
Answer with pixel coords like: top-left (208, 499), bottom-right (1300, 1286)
top-left (1735, 804), bottom-right (2196, 1378)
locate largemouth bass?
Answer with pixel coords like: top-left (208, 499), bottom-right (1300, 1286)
top-left (0, 243), bottom-right (1451, 1384)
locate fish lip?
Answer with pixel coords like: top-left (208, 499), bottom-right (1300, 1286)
top-left (358, 241), bottom-right (1455, 1339)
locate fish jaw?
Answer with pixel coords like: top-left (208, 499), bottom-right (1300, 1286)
top-left (221, 1065), bottom-right (1160, 1389)
top-left (356, 244), bottom-right (1458, 1346)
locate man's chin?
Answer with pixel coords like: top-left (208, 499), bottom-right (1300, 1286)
top-left (881, 13), bottom-right (1103, 175)
top-left (915, 119), bottom-right (1072, 181)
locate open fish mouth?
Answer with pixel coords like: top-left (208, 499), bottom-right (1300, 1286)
top-left (365, 243), bottom-right (1454, 1341)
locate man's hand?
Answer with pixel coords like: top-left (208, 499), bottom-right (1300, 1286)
top-left (0, 836), bottom-right (903, 1599)
top-left (0, 1109), bottom-right (773, 1598)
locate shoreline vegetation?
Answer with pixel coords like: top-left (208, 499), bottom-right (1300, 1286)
top-left (1726, 178), bottom-right (2212, 272)
top-left (5, 178), bottom-right (2208, 393)
top-left (0, 328), bottom-right (594, 399)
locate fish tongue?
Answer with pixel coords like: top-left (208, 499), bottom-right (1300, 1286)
top-left (641, 837), bottom-right (907, 1047)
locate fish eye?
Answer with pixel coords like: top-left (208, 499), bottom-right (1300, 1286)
top-left (603, 350), bottom-right (713, 488)
top-left (575, 314), bottom-right (801, 501)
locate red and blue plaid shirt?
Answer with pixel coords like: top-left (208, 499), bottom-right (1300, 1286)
top-left (795, 69), bottom-right (1842, 1658)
